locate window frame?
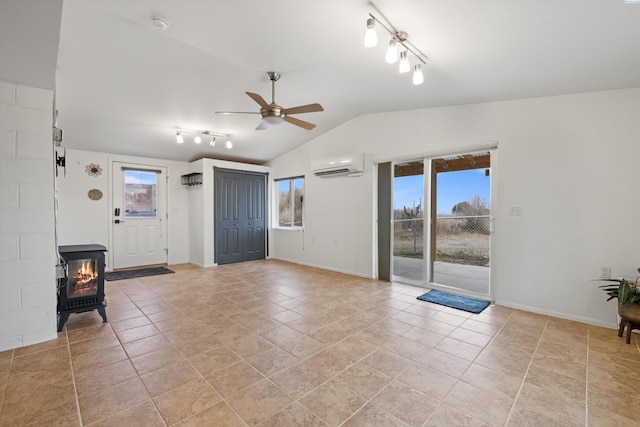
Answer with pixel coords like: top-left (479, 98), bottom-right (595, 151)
top-left (274, 176), bottom-right (305, 230)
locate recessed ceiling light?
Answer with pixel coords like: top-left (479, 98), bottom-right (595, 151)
top-left (151, 17), bottom-right (169, 30)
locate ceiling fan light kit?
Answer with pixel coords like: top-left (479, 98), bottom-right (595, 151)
top-left (216, 71), bottom-right (324, 131)
top-left (364, 2), bottom-right (428, 85)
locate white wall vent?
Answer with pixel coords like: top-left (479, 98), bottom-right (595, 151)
top-left (311, 153), bottom-right (364, 177)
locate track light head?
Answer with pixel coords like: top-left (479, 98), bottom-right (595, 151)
top-left (209, 137), bottom-right (216, 147)
top-left (399, 51), bottom-right (410, 73)
top-left (413, 64), bottom-right (424, 85)
top-left (364, 18), bottom-right (377, 47)
top-left (194, 135), bottom-right (202, 144)
top-left (385, 39), bottom-right (398, 64)
top-left (176, 132), bottom-right (184, 143)
top-left (226, 140), bottom-right (233, 149)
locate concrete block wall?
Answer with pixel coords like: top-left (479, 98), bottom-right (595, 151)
top-left (0, 80), bottom-right (57, 351)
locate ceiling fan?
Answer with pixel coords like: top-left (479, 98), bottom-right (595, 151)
top-left (216, 72), bottom-right (324, 130)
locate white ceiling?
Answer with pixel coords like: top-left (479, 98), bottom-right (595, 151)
top-left (48, 0), bottom-right (640, 163)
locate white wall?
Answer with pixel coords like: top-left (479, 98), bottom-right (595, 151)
top-left (56, 148), bottom-right (191, 270)
top-left (0, 81), bottom-right (57, 351)
top-left (188, 159), bottom-right (270, 267)
top-left (270, 153), bottom-right (376, 277)
top-left (268, 88), bottom-right (640, 328)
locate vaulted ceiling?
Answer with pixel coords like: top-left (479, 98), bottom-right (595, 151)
top-left (4, 1), bottom-right (640, 164)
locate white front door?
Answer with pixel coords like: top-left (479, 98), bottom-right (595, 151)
top-left (112, 162), bottom-right (167, 269)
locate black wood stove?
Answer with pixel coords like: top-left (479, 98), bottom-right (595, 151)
top-left (57, 244), bottom-right (107, 332)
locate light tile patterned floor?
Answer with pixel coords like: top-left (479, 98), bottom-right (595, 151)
top-left (0, 260), bottom-right (638, 426)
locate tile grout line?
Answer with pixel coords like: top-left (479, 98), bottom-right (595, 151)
top-left (503, 318), bottom-right (548, 426)
top-left (65, 326), bottom-right (84, 427)
top-left (585, 328), bottom-right (590, 427)
top-left (0, 349), bottom-right (15, 419)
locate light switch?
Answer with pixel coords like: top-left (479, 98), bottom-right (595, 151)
top-left (509, 205), bottom-right (522, 216)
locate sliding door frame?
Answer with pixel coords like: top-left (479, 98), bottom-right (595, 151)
top-left (381, 142), bottom-right (498, 300)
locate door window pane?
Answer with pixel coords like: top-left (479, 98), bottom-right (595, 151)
top-left (124, 171), bottom-right (157, 218)
top-left (392, 161), bottom-right (424, 283)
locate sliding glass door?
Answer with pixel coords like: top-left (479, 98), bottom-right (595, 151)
top-left (391, 151), bottom-right (492, 295)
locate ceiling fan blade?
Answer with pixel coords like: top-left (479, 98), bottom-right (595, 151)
top-left (283, 103), bottom-right (324, 115)
top-left (246, 92), bottom-right (269, 108)
top-left (284, 115), bottom-right (316, 130)
top-left (215, 111), bottom-right (260, 115)
top-left (255, 121), bottom-right (268, 131)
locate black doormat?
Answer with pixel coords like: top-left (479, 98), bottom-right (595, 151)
top-left (105, 266), bottom-right (174, 281)
top-left (417, 289), bottom-right (490, 314)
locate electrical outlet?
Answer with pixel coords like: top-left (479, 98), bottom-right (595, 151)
top-left (599, 266), bottom-right (611, 279)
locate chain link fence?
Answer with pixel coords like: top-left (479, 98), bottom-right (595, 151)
top-left (392, 215), bottom-right (490, 266)
top-left (435, 215), bottom-right (490, 266)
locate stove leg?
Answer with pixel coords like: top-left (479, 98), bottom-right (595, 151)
top-left (97, 305), bottom-right (107, 323)
top-left (58, 313), bottom-right (69, 332)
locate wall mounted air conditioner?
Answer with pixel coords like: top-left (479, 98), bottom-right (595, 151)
top-left (311, 153), bottom-right (364, 177)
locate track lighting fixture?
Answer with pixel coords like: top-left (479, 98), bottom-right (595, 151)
top-left (174, 128), bottom-right (232, 149)
top-left (364, 2), bottom-right (428, 85)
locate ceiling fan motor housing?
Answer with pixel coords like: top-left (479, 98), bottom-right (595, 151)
top-left (261, 105), bottom-right (285, 124)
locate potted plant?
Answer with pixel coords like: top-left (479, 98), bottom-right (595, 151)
top-left (599, 268), bottom-right (640, 342)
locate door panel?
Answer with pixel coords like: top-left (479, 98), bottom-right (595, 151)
top-left (243, 175), bottom-right (266, 260)
top-left (125, 226), bottom-right (137, 255)
top-left (215, 169), bottom-right (267, 264)
top-left (112, 163), bottom-right (167, 269)
top-left (216, 172), bottom-right (242, 264)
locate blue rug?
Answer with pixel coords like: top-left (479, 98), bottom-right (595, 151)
top-left (417, 290), bottom-right (490, 314)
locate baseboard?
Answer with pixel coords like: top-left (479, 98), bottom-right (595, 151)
top-left (269, 256), bottom-right (375, 280)
top-left (495, 299), bottom-right (618, 329)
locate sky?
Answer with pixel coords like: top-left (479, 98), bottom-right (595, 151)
top-left (394, 169), bottom-right (490, 214)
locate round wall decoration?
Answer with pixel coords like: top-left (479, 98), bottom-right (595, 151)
top-left (88, 189), bottom-right (103, 201)
top-left (85, 163), bottom-right (102, 177)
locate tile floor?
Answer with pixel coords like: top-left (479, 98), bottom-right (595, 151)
top-left (0, 260), bottom-right (638, 426)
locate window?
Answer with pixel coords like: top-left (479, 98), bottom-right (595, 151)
top-left (124, 170), bottom-right (158, 218)
top-left (276, 176), bottom-right (304, 228)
